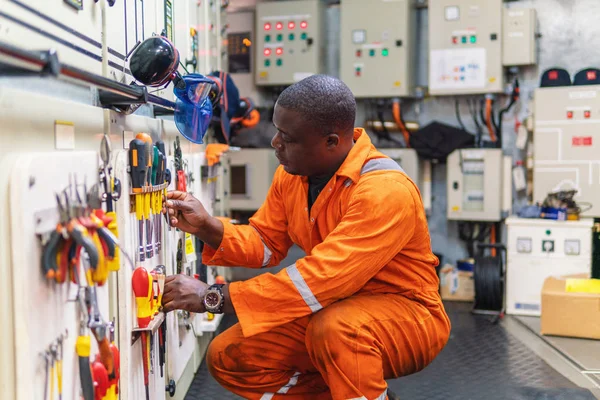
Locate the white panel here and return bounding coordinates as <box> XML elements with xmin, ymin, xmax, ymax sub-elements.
<box><xmin>228</xmin><ymin>149</ymin><xmax>279</xmax><ymax>211</ymax></box>
<box><xmin>447</xmin><ymin>148</ymin><xmax>505</xmax><ymax>221</ymax></box>
<box><xmin>9</xmin><ymin>151</ymin><xmax>108</xmax><ymax>400</ymax></box>
<box><xmin>505</xmin><ymin>217</ymin><xmax>593</xmax><ymax>316</ymax></box>
<box><xmin>340</xmin><ymin>0</ymin><xmax>415</xmax><ymax>98</ymax></box>
<box><xmin>428</xmin><ymin>0</ymin><xmax>504</xmax><ymax>95</ymax></box>
<box><xmin>502</xmin><ymin>7</ymin><xmax>537</xmax><ymax>66</ymax></box>
<box><xmin>533</xmin><ymin>86</ymin><xmax>600</xmax><ymax>217</ymax></box>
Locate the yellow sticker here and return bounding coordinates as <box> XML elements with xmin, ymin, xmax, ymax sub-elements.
<box><xmin>489</xmin><ymin>77</ymin><xmax>497</xmax><ymax>83</ymax></box>
<box><xmin>452</xmin><ymin>206</ymin><xmax>460</xmax><ymax>212</ymax></box>
<box><xmin>259</xmin><ymin>71</ymin><xmax>268</xmax><ymax>78</ymax></box>
<box><xmin>394</xmin><ymin>81</ymin><xmax>401</xmax><ymax>87</ymax></box>
<box><xmin>185</xmin><ymin>233</ymin><xmax>195</xmax><ymax>256</ymax></box>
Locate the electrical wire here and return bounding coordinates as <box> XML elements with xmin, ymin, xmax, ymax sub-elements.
<box><xmin>392</xmin><ymin>99</ymin><xmax>411</xmax><ymax>147</ymax></box>
<box><xmin>496</xmin><ymin>78</ymin><xmax>521</xmax><ymax>149</ymax></box>
<box><xmin>468</xmin><ymin>98</ymin><xmax>482</xmax><ymax>147</ymax></box>
<box><xmin>485</xmin><ymin>97</ymin><xmax>497</xmax><ymax>143</ymax></box>
<box><xmin>455</xmin><ymin>98</ymin><xmax>466</xmax><ymax>131</ymax></box>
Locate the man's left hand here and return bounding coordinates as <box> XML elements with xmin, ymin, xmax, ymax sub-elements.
<box><xmin>162</xmin><ymin>274</ymin><xmax>208</xmax><ymax>314</ymax></box>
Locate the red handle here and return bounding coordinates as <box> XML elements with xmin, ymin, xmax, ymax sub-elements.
<box><xmin>177</xmin><ymin>170</ymin><xmax>186</xmax><ymax>191</ymax></box>
<box><xmin>91</xmin><ymin>359</ymin><xmax>109</xmax><ymax>400</ymax></box>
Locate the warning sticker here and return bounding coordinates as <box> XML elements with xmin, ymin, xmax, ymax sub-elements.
<box><xmin>572</xmin><ymin>136</ymin><xmax>593</xmax><ymax>146</ymax></box>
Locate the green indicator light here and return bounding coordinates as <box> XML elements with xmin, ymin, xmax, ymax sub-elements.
<box><xmin>470</xmin><ymin>35</ymin><xmax>476</xmax><ymax>43</ymax></box>
<box><xmin>382</xmin><ymin>48</ymin><xmax>389</xmax><ymax>57</ymax></box>
<box><xmin>277</xmin><ymin>34</ymin><xmax>283</xmax><ymax>41</ymax></box>
<box><xmin>546</xmin><ymin>230</ymin><xmax>551</xmax><ymax>236</ymax></box>
<box><xmin>276</xmin><ymin>59</ymin><xmax>283</xmax><ymax>66</ymax></box>
<box><xmin>461</xmin><ymin>36</ymin><xmax>467</xmax><ymax>44</ymax></box>
<box><xmin>369</xmin><ymin>49</ymin><xmax>375</xmax><ymax>57</ymax></box>
<box><xmin>265</xmin><ymin>59</ymin><xmax>271</xmax><ymax>67</ymax></box>
<box><xmin>289</xmin><ymin>33</ymin><xmax>295</xmax><ymax>41</ymax></box>
<box><xmin>265</xmin><ymin>35</ymin><xmax>271</xmax><ymax>42</ymax></box>
<box><xmin>301</xmin><ymin>33</ymin><xmax>307</xmax><ymax>40</ymax></box>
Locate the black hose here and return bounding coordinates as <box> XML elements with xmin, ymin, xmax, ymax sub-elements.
<box><xmin>455</xmin><ymin>98</ymin><xmax>466</xmax><ymax>131</ymax></box>
<box><xmin>468</xmin><ymin>98</ymin><xmax>482</xmax><ymax>147</ymax></box>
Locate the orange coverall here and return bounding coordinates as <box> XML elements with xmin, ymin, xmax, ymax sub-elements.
<box><xmin>203</xmin><ymin>128</ymin><xmax>451</xmax><ymax>400</ymax></box>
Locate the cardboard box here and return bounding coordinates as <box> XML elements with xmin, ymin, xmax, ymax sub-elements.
<box><xmin>440</xmin><ymin>264</ymin><xmax>474</xmax><ymax>302</ymax></box>
<box><xmin>541</xmin><ymin>274</ymin><xmax>600</xmax><ymax>340</ymax></box>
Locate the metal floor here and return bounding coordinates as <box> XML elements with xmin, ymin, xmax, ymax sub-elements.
<box><xmin>185</xmin><ymin>302</ymin><xmax>597</xmax><ymax>400</ymax></box>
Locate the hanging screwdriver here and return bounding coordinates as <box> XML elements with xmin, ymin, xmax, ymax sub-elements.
<box><xmin>129</xmin><ymin>139</ymin><xmax>147</xmax><ymax>262</ymax></box>
<box><xmin>156</xmin><ymin>140</ymin><xmax>169</xmax><ymax>236</ymax></box>
<box><xmin>132</xmin><ymin>267</ymin><xmax>153</xmax><ymax>400</ymax></box>
<box><xmin>136</xmin><ymin>133</ymin><xmax>154</xmax><ymax>260</ymax></box>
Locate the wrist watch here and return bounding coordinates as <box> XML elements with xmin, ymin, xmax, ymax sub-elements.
<box><xmin>203</xmin><ymin>284</ymin><xmax>225</xmax><ymax>314</ymax></box>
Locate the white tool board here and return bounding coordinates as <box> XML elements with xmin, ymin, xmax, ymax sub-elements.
<box><xmin>9</xmin><ymin>151</ymin><xmax>108</xmax><ymax>400</ymax></box>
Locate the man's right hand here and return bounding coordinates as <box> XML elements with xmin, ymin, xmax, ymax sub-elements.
<box><xmin>164</xmin><ymin>191</ymin><xmax>225</xmax><ymax>249</ymax></box>
<box><xmin>165</xmin><ymin>191</ymin><xmax>209</xmax><ymax>234</ymax></box>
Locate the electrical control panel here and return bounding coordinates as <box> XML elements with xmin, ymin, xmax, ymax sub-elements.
<box><xmin>502</xmin><ymin>8</ymin><xmax>537</xmax><ymax>66</ymax></box>
<box><xmin>447</xmin><ymin>148</ymin><xmax>512</xmax><ymax>221</ymax></box>
<box><xmin>228</xmin><ymin>11</ymin><xmax>264</xmax><ymax>106</ymax></box>
<box><xmin>379</xmin><ymin>149</ymin><xmax>420</xmax><ymax>188</ymax></box>
<box><xmin>505</xmin><ymin>217</ymin><xmax>593</xmax><ymax>316</ymax></box>
<box><xmin>255</xmin><ymin>0</ymin><xmax>325</xmax><ymax>86</ymax></box>
<box><xmin>229</xmin><ymin>149</ymin><xmax>280</xmax><ymax>211</ymax></box>
<box><xmin>533</xmin><ymin>85</ymin><xmax>600</xmax><ymax>217</ymax></box>
<box><xmin>340</xmin><ymin>0</ymin><xmax>416</xmax><ymax>98</ymax></box>
<box><xmin>428</xmin><ymin>0</ymin><xmax>504</xmax><ymax>95</ymax></box>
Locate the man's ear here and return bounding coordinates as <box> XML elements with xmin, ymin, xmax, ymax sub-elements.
<box><xmin>326</xmin><ymin>133</ymin><xmax>340</xmax><ymax>149</ymax></box>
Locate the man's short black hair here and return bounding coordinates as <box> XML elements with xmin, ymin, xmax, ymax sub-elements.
<box><xmin>276</xmin><ymin>74</ymin><xmax>356</xmax><ymax>135</ymax></box>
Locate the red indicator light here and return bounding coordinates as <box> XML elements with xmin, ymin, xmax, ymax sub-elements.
<box><xmin>584</xmin><ymin>110</ymin><xmax>591</xmax><ymax>119</ymax></box>
<box><xmin>356</xmin><ymin>50</ymin><xmax>362</xmax><ymax>57</ymax></box>
<box><xmin>288</xmin><ymin>21</ymin><xmax>295</xmax><ymax>29</ymax></box>
<box><xmin>276</xmin><ymin>47</ymin><xmax>283</xmax><ymax>55</ymax></box>
<box><xmin>549</xmin><ymin>70</ymin><xmax>558</xmax><ymax>80</ymax></box>
<box><xmin>588</xmin><ymin>71</ymin><xmax>597</xmax><ymax>81</ymax></box>
<box><xmin>567</xmin><ymin>111</ymin><xmax>573</xmax><ymax>119</ymax></box>
<box><xmin>300</xmin><ymin>21</ymin><xmax>308</xmax><ymax>29</ymax></box>
<box><xmin>276</xmin><ymin>22</ymin><xmax>283</xmax><ymax>30</ymax></box>
<box><xmin>264</xmin><ymin>23</ymin><xmax>271</xmax><ymax>31</ymax></box>
<box><xmin>264</xmin><ymin>48</ymin><xmax>272</xmax><ymax>56</ymax></box>
<box><xmin>452</xmin><ymin>36</ymin><xmax>458</xmax><ymax>44</ymax></box>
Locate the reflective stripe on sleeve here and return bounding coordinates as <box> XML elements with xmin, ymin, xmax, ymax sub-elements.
<box><xmin>260</xmin><ymin>372</ymin><xmax>301</xmax><ymax>399</ymax></box>
<box><xmin>286</xmin><ymin>263</ymin><xmax>323</xmax><ymax>312</ymax></box>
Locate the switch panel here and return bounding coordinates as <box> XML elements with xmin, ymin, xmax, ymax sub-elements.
<box><xmin>533</xmin><ymin>85</ymin><xmax>600</xmax><ymax>217</ymax></box>
<box><xmin>502</xmin><ymin>8</ymin><xmax>537</xmax><ymax>66</ymax></box>
<box><xmin>340</xmin><ymin>0</ymin><xmax>416</xmax><ymax>98</ymax></box>
<box><xmin>255</xmin><ymin>0</ymin><xmax>325</xmax><ymax>86</ymax></box>
<box><xmin>428</xmin><ymin>0</ymin><xmax>504</xmax><ymax>95</ymax></box>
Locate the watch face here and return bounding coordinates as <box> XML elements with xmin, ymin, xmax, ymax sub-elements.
<box><xmin>205</xmin><ymin>292</ymin><xmax>221</xmax><ymax>308</ymax></box>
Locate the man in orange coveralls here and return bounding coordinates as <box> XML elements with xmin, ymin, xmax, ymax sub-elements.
<box><xmin>162</xmin><ymin>75</ymin><xmax>451</xmax><ymax>400</ymax></box>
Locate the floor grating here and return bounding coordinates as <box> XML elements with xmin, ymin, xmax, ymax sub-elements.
<box><xmin>185</xmin><ymin>302</ymin><xmax>596</xmax><ymax>400</ymax></box>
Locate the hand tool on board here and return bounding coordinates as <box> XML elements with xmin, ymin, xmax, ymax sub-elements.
<box><xmin>77</xmin><ymin>288</ymin><xmax>95</xmax><ymax>400</ymax></box>
<box><xmin>41</xmin><ymin>193</ymin><xmax>70</xmax><ymax>282</ymax></box>
<box><xmin>132</xmin><ymin>267</ymin><xmax>153</xmax><ymax>400</ymax></box>
<box><xmin>74</xmin><ymin>180</ymin><xmax>107</xmax><ymax>285</ymax></box>
<box><xmin>106</xmin><ymin>321</ymin><xmax>120</xmax><ymax>400</ymax></box>
<box><xmin>174</xmin><ymin>136</ymin><xmax>187</xmax><ymax>192</ymax></box>
<box><xmin>91</xmin><ymin>357</ymin><xmax>109</xmax><ymax>400</ymax></box>
<box><xmin>99</xmin><ymin>135</ymin><xmax>121</xmax><ymax>271</ymax></box>
<box><xmin>129</xmin><ymin>138</ymin><xmax>148</xmax><ymax>262</ymax></box>
<box><xmin>136</xmin><ymin>133</ymin><xmax>154</xmax><ymax>259</ymax></box>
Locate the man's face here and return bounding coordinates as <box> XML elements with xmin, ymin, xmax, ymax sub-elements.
<box><xmin>271</xmin><ymin>104</ymin><xmax>334</xmax><ymax>177</ymax></box>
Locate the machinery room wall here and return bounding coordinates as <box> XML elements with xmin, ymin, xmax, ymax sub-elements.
<box><xmin>229</xmin><ymin>0</ymin><xmax>600</xmax><ymax>267</ymax></box>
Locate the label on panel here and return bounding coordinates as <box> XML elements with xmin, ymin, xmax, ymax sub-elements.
<box><xmin>429</xmin><ymin>48</ymin><xmax>486</xmax><ymax>91</ymax></box>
